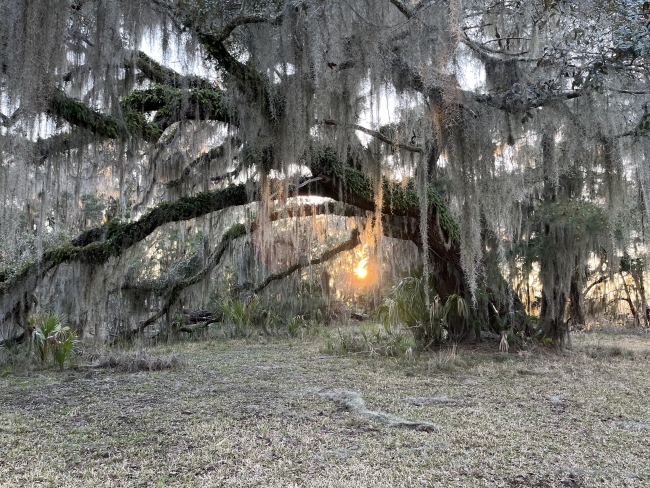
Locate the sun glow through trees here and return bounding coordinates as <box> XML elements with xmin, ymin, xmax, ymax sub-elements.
<box><xmin>354</xmin><ymin>258</ymin><xmax>369</xmax><ymax>280</ymax></box>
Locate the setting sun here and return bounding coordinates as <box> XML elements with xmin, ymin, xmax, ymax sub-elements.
<box><xmin>354</xmin><ymin>258</ymin><xmax>369</xmax><ymax>279</ymax></box>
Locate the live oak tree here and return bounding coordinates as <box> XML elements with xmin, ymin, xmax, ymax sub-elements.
<box><xmin>2</xmin><ymin>0</ymin><xmax>650</xmax><ymax>347</ymax></box>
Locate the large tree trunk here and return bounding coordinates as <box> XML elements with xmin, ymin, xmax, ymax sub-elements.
<box><xmin>567</xmin><ymin>270</ymin><xmax>586</xmax><ymax>329</ymax></box>
<box><xmin>540</xmin><ymin>287</ymin><xmax>570</xmax><ymax>348</ymax></box>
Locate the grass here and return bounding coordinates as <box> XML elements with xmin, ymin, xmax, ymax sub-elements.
<box><xmin>0</xmin><ymin>327</ymin><xmax>649</xmax><ymax>487</ymax></box>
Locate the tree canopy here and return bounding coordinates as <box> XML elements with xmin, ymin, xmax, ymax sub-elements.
<box><xmin>2</xmin><ymin>0</ymin><xmax>650</xmax><ymax>346</ymax></box>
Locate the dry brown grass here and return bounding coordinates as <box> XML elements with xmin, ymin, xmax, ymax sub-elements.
<box><xmin>0</xmin><ymin>328</ymin><xmax>649</xmax><ymax>487</ymax></box>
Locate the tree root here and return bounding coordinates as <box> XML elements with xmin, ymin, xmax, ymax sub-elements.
<box><xmin>319</xmin><ymin>389</ymin><xmax>439</xmax><ymax>432</ymax></box>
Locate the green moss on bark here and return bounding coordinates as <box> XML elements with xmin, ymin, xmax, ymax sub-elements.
<box><xmin>0</xmin><ymin>184</ymin><xmax>250</xmax><ymax>298</ymax></box>
<box><xmin>311</xmin><ymin>146</ymin><xmax>460</xmax><ymax>242</ymax></box>
<box><xmin>49</xmin><ymin>89</ymin><xmax>125</xmax><ymax>139</ymax></box>
<box><xmin>222</xmin><ymin>223</ymin><xmax>247</xmax><ymax>241</ymax></box>
<box><xmin>120</xmin><ymin>84</ymin><xmax>232</xmax><ymax>138</ymax></box>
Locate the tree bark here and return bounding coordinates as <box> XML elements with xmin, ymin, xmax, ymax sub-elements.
<box><xmin>567</xmin><ymin>270</ymin><xmax>586</xmax><ymax>328</ymax></box>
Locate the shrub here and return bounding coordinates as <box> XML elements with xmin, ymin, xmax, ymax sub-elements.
<box><xmin>220</xmin><ymin>298</ymin><xmax>259</xmax><ymax>337</ymax></box>
<box><xmin>30</xmin><ymin>312</ymin><xmax>78</xmax><ymax>369</ymax></box>
<box><xmin>0</xmin><ymin>335</ymin><xmax>31</xmax><ymax>371</ymax></box>
<box><xmin>378</xmin><ymin>272</ymin><xmax>473</xmax><ymax>348</ymax></box>
<box><xmin>379</xmin><ymin>274</ymin><xmax>443</xmax><ymax>347</ymax></box>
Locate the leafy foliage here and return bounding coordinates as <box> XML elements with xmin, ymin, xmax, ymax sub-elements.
<box><xmin>220</xmin><ymin>298</ymin><xmax>259</xmax><ymax>337</ymax></box>
<box><xmin>30</xmin><ymin>312</ymin><xmax>78</xmax><ymax>369</ymax></box>
<box><xmin>379</xmin><ymin>272</ymin><xmax>442</xmax><ymax>347</ymax></box>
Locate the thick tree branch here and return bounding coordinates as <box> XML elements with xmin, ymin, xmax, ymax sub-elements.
<box><xmin>389</xmin><ymin>0</ymin><xmax>414</xmax><ymax>19</ymax></box>
<box><xmin>388</xmin><ymin>51</ymin><xmax>583</xmax><ymax>115</ymax></box>
<box><xmin>195</xmin><ymin>33</ymin><xmax>272</xmax><ymax>114</ymax></box>
<box><xmin>214</xmin><ymin>13</ymin><xmax>284</xmax><ymax>43</ymax></box>
<box><xmin>48</xmin><ymin>89</ymin><xmax>127</xmax><ymax>139</ymax></box>
<box><xmin>135</xmin><ymin>51</ymin><xmax>214</xmax><ymax>90</ymax></box>
<box><xmin>121</xmin><ymin>85</ymin><xmax>234</xmax><ymax>135</ymax></box>
<box><xmin>47</xmin><ymin>89</ymin><xmax>162</xmax><ymax>143</ymax></box>
<box><xmin>46</xmin><ymin>81</ymin><xmax>232</xmax><ymax>150</ymax></box>
<box><xmin>0</xmin><ymin>184</ymin><xmax>249</xmax><ymax>320</ymax></box>
<box><xmin>474</xmin><ymin>89</ymin><xmax>582</xmax><ymax>114</ymax></box>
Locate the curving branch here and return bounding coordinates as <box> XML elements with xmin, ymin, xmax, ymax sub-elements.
<box><xmin>167</xmin><ymin>137</ymin><xmax>242</xmax><ymax>188</ymax></box>
<box><xmin>134</xmin><ymin>224</ymin><xmax>247</xmax><ymax>335</ymax></box>
<box><xmin>253</xmin><ymin>229</ymin><xmax>361</xmax><ymax>294</ymax></box>
<box><xmin>134</xmin><ymin>225</ymin><xmax>360</xmax><ymax>336</ymax></box>
<box><xmin>214</xmin><ymin>12</ymin><xmax>284</xmax><ymax>43</ymax></box>
<box><xmin>461</xmin><ymin>31</ymin><xmax>532</xmax><ymax>59</ymax></box>
<box><xmin>584</xmin><ymin>275</ymin><xmax>608</xmax><ymax>297</ymax></box>
<box><xmin>135</xmin><ymin>51</ymin><xmax>214</xmax><ymax>90</ymax></box>
<box><xmin>321</xmin><ymin>119</ymin><xmax>424</xmax><ymax>153</ymax></box>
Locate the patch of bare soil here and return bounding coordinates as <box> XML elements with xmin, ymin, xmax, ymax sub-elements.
<box><xmin>1</xmin><ymin>331</ymin><xmax>649</xmax><ymax>487</ymax></box>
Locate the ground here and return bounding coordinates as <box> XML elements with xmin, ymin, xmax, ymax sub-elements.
<box><xmin>1</xmin><ymin>327</ymin><xmax>649</xmax><ymax>487</ymax></box>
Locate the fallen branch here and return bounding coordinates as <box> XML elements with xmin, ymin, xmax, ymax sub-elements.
<box><xmin>182</xmin><ymin>309</ymin><xmax>220</xmax><ymax>325</ymax></box>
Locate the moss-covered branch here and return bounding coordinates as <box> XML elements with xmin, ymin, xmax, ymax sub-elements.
<box><xmin>308</xmin><ymin>146</ymin><xmax>460</xmax><ymax>242</ymax></box>
<box><xmin>135</xmin><ymin>51</ymin><xmax>214</xmax><ymax>90</ymax></box>
<box><xmin>1</xmin><ymin>184</ymin><xmax>249</xmax><ymax>316</ymax></box>
<box><xmin>47</xmin><ymin>89</ymin><xmax>159</xmax><ymax>144</ymax></box>
<box><xmin>121</xmin><ymin>84</ymin><xmax>234</xmax><ymax>136</ymax></box>
<box><xmin>197</xmin><ymin>34</ymin><xmax>275</xmax><ymax>119</ymax></box>
<box><xmin>72</xmin><ymin>184</ymin><xmax>248</xmax><ymax>249</ymax></box>
<box><xmin>46</xmin><ymin>78</ymin><xmax>232</xmax><ymax>148</ymax></box>
<box><xmin>48</xmin><ymin>89</ymin><xmax>126</xmax><ymax>139</ymax></box>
